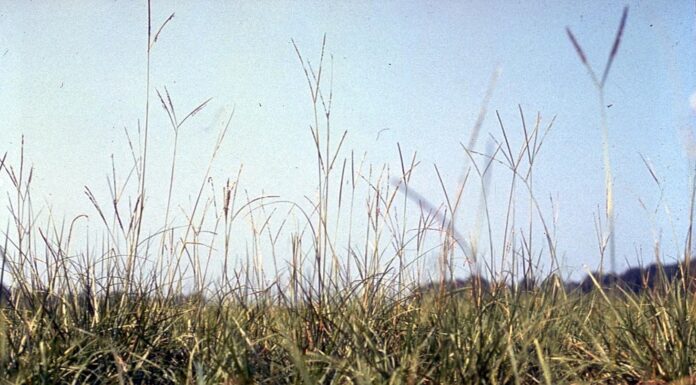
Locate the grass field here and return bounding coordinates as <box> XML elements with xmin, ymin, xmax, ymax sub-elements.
<box><xmin>1</xmin><ymin>4</ymin><xmax>695</xmax><ymax>385</ymax></box>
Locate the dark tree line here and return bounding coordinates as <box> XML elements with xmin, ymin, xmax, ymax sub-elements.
<box><xmin>417</xmin><ymin>259</ymin><xmax>696</xmax><ymax>297</ymax></box>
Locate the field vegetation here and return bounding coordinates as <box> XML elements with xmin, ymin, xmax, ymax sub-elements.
<box><xmin>1</xmin><ymin>4</ymin><xmax>695</xmax><ymax>385</ymax></box>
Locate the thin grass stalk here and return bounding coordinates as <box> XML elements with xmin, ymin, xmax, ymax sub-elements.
<box><xmin>566</xmin><ymin>6</ymin><xmax>628</xmax><ymax>273</ymax></box>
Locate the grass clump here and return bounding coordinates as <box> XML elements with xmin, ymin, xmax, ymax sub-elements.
<box><xmin>1</xmin><ymin>4</ymin><xmax>695</xmax><ymax>385</ymax></box>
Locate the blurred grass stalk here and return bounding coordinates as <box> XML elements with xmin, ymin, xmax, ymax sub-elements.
<box><xmin>566</xmin><ymin>6</ymin><xmax>628</xmax><ymax>273</ymax></box>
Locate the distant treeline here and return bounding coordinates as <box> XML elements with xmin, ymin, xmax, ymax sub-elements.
<box><xmin>417</xmin><ymin>259</ymin><xmax>696</xmax><ymax>296</ymax></box>
<box><xmin>2</xmin><ymin>259</ymin><xmax>695</xmax><ymax>306</ymax></box>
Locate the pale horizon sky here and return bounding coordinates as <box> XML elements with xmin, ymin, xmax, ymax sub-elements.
<box><xmin>0</xmin><ymin>1</ymin><xmax>694</xmax><ymax>280</ymax></box>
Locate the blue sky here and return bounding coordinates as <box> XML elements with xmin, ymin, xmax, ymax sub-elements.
<box><xmin>0</xmin><ymin>1</ymin><xmax>694</xmax><ymax>279</ymax></box>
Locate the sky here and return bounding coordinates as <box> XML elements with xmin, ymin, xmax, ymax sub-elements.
<box><xmin>0</xmin><ymin>1</ymin><xmax>694</xmax><ymax>281</ymax></box>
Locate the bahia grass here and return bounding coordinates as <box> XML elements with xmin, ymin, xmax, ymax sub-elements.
<box><xmin>2</xmin><ymin>4</ymin><xmax>696</xmax><ymax>385</ymax></box>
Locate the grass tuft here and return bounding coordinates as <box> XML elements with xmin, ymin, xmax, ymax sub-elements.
<box><xmin>0</xmin><ymin>5</ymin><xmax>693</xmax><ymax>385</ymax></box>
